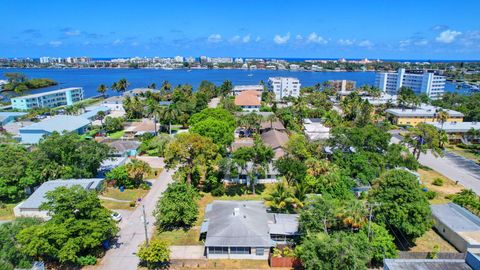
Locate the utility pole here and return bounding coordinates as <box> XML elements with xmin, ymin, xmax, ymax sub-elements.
<box><xmin>142</xmin><ymin>204</ymin><xmax>149</xmax><ymax>247</ymax></box>
<box><xmin>367</xmin><ymin>202</ymin><xmax>380</xmax><ymax>239</ymax></box>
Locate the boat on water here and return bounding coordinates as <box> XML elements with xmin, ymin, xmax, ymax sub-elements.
<box><xmin>247</xmin><ymin>73</ymin><xmax>253</xmax><ymax>77</ymax></box>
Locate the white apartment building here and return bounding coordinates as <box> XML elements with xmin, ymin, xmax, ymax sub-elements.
<box><xmin>174</xmin><ymin>56</ymin><xmax>184</xmax><ymax>62</ymax></box>
<box><xmin>267</xmin><ymin>77</ymin><xmax>301</xmax><ymax>101</ymax></box>
<box><xmin>375</xmin><ymin>68</ymin><xmax>445</xmax><ymax>99</ymax></box>
<box><xmin>11</xmin><ymin>87</ymin><xmax>84</xmax><ymax>110</ymax></box>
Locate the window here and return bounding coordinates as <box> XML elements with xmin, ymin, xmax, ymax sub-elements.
<box><xmin>256</xmin><ymin>248</ymin><xmax>264</xmax><ymax>256</ymax></box>
<box><xmin>209</xmin><ymin>247</ymin><xmax>228</xmax><ymax>254</ymax></box>
<box><xmin>230</xmin><ymin>247</ymin><xmax>250</xmax><ymax>254</ymax></box>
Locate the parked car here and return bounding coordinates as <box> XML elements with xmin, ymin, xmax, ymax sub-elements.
<box><xmin>111</xmin><ymin>212</ymin><xmax>122</xmax><ymax>222</ymax></box>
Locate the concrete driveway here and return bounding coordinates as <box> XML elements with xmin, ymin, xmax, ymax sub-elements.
<box><xmin>94</xmin><ymin>158</ymin><xmax>173</xmax><ymax>270</ymax></box>
<box><xmin>170</xmin><ymin>246</ymin><xmax>205</xmax><ymax>259</ymax></box>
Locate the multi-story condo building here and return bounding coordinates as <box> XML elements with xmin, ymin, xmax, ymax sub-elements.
<box><xmin>11</xmin><ymin>87</ymin><xmax>84</xmax><ymax>110</ymax></box>
<box><xmin>375</xmin><ymin>68</ymin><xmax>445</xmax><ymax>99</ymax></box>
<box><xmin>267</xmin><ymin>77</ymin><xmax>301</xmax><ymax>101</ymax></box>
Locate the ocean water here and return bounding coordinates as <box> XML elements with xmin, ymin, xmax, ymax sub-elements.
<box><xmin>0</xmin><ymin>68</ymin><xmax>461</xmax><ymax>99</ymax></box>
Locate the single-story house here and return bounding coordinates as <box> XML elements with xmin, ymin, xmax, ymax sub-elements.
<box><xmin>303</xmin><ymin>118</ymin><xmax>330</xmax><ymax>141</ymax></box>
<box><xmin>223</xmin><ymin>162</ymin><xmax>279</xmax><ymax>184</ymax></box>
<box><xmin>234</xmin><ymin>90</ymin><xmax>261</xmax><ymax>112</ymax></box>
<box><xmin>426</xmin><ymin>122</ymin><xmax>480</xmax><ymax>144</ymax></box>
<box><xmin>100</xmin><ymin>96</ymin><xmax>125</xmax><ymax>112</ymax></box>
<box><xmin>97</xmin><ymin>156</ymin><xmax>129</xmax><ymax>177</ymax></box>
<box><xmin>14</xmin><ymin>178</ymin><xmax>104</xmax><ymax>219</ymax></box>
<box><xmin>431</xmin><ymin>203</ymin><xmax>480</xmax><ymax>252</ymax></box>
<box><xmin>104</xmin><ymin>140</ymin><xmax>140</xmax><ymax>157</ymax></box>
<box><xmin>384</xmin><ymin>251</ymin><xmax>480</xmax><ymax>270</ymax></box>
<box><xmin>233</xmin><ymin>85</ymin><xmax>264</xmax><ymax>96</ymax></box>
<box><xmin>261</xmin><ymin>129</ymin><xmax>289</xmax><ymax>159</ymax></box>
<box><xmin>124</xmin><ymin>119</ymin><xmax>156</xmax><ymax>138</ymax></box>
<box><xmin>0</xmin><ymin>112</ymin><xmax>27</xmax><ymax>126</ymax></box>
<box><xmin>201</xmin><ymin>201</ymin><xmax>299</xmax><ymax>260</ymax></box>
<box><xmin>19</xmin><ymin>115</ymin><xmax>91</xmax><ymax>144</ymax></box>
<box><xmin>80</xmin><ymin>106</ymin><xmax>111</xmax><ymax>121</ymax></box>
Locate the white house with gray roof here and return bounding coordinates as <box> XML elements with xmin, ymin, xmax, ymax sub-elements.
<box><xmin>431</xmin><ymin>203</ymin><xmax>480</xmax><ymax>252</ymax></box>
<box><xmin>14</xmin><ymin>178</ymin><xmax>104</xmax><ymax>219</ymax></box>
<box><xmin>201</xmin><ymin>201</ymin><xmax>298</xmax><ymax>260</ymax></box>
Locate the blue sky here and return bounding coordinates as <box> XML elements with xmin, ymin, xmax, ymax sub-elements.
<box><xmin>2</xmin><ymin>0</ymin><xmax>480</xmax><ymax>60</ymax></box>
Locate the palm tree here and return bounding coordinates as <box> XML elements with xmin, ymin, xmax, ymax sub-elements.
<box><xmin>125</xmin><ymin>159</ymin><xmax>152</xmax><ymax>187</ymax></box>
<box><xmin>467</xmin><ymin>128</ymin><xmax>480</xmax><ymax>143</ymax></box>
<box><xmin>111</xmin><ymin>82</ymin><xmax>118</xmax><ymax>93</ymax></box>
<box><xmin>146</xmin><ymin>100</ymin><xmax>162</xmax><ymax>135</ymax></box>
<box><xmin>161</xmin><ymin>80</ymin><xmax>171</xmax><ymax>92</ymax></box>
<box><xmin>436</xmin><ymin>110</ymin><xmax>449</xmax><ymax>130</ymax></box>
<box><xmin>266</xmin><ymin>113</ymin><xmax>279</xmax><ymax>129</ymax></box>
<box><xmin>264</xmin><ymin>180</ymin><xmax>302</xmax><ymax>213</ymax></box>
<box><xmin>96</xmin><ymin>110</ymin><xmax>106</xmax><ymax>126</ymax></box>
<box><xmin>159</xmin><ymin>105</ymin><xmax>180</xmax><ymax>135</ymax></box>
<box><xmin>97</xmin><ymin>84</ymin><xmax>108</xmax><ymax>98</ymax></box>
<box><xmin>148</xmin><ymin>83</ymin><xmax>157</xmax><ymax>89</ymax></box>
<box><xmin>116</xmin><ymin>78</ymin><xmax>129</xmax><ymax>93</ymax></box>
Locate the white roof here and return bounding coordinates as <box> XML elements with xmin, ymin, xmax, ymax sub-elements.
<box><xmin>20</xmin><ymin>115</ymin><xmax>90</xmax><ymax>133</ymax></box>
<box><xmin>386</xmin><ymin>105</ymin><xmax>464</xmax><ymax>118</ymax></box>
<box><xmin>12</xmin><ymin>87</ymin><xmax>82</xmax><ymax>99</ymax></box>
<box><xmin>426</xmin><ymin>122</ymin><xmax>480</xmax><ymax>133</ymax></box>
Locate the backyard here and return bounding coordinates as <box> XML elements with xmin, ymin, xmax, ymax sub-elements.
<box><xmin>418</xmin><ymin>167</ymin><xmax>465</xmax><ymax>204</ymax></box>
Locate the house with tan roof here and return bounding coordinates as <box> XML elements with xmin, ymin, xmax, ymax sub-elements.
<box><xmin>235</xmin><ymin>90</ymin><xmax>261</xmax><ymax>112</ymax></box>
<box><xmin>261</xmin><ymin>129</ymin><xmax>289</xmax><ymax>159</ymax></box>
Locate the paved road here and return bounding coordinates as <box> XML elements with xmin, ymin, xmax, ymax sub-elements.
<box><xmin>95</xmin><ymin>159</ymin><xmax>173</xmax><ymax>270</ymax></box>
<box><xmin>390</xmin><ymin>133</ymin><xmax>480</xmax><ymax>194</ymax></box>
<box><xmin>418</xmin><ymin>151</ymin><xmax>480</xmax><ymax>194</ymax></box>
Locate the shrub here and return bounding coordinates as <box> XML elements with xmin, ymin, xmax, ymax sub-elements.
<box><xmin>432</xmin><ymin>178</ymin><xmax>444</xmax><ymax>186</ymax></box>
<box><xmin>137</xmin><ymin>239</ymin><xmax>170</xmax><ymax>268</ymax></box>
<box><xmin>130</xmin><ymin>200</ymin><xmax>137</xmax><ymax>207</ymax></box>
<box><xmin>211</xmin><ymin>184</ymin><xmax>225</xmax><ymax>197</ymax></box>
<box><xmin>77</xmin><ymin>255</ymin><xmax>97</xmax><ymax>266</ymax></box>
<box><xmin>425</xmin><ymin>190</ymin><xmax>437</xmax><ymax>200</ymax></box>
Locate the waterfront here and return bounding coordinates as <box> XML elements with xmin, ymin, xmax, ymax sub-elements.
<box><xmin>0</xmin><ymin>68</ymin><xmax>461</xmax><ymax>99</ymax></box>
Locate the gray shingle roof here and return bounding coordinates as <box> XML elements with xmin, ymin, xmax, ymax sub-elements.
<box><xmin>267</xmin><ymin>213</ymin><xmax>299</xmax><ymax>235</ymax></box>
<box><xmin>20</xmin><ymin>179</ymin><xmax>104</xmax><ymax>209</ymax></box>
<box><xmin>204</xmin><ymin>201</ymin><xmax>273</xmax><ymax>247</ymax></box>
<box><xmin>20</xmin><ymin>115</ymin><xmax>90</xmax><ymax>133</ymax></box>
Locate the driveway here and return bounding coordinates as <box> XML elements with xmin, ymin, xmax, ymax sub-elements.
<box><xmin>170</xmin><ymin>246</ymin><xmax>205</xmax><ymax>259</ymax></box>
<box><xmin>94</xmin><ymin>158</ymin><xmax>173</xmax><ymax>270</ymax></box>
<box><xmin>208</xmin><ymin>97</ymin><xmax>220</xmax><ymax>108</ymax></box>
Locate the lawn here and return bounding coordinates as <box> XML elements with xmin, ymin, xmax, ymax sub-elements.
<box><xmin>418</xmin><ymin>168</ymin><xmax>464</xmax><ymax>204</ymax></box>
<box><xmin>102</xmin><ymin>187</ymin><xmax>149</xmax><ymax>201</ymax></box>
<box><xmin>100</xmin><ymin>199</ymin><xmax>133</xmax><ymax>210</ymax></box>
<box><xmin>157</xmin><ymin>185</ymin><xmax>272</xmax><ymax>245</ymax></box>
<box><xmin>411</xmin><ymin>229</ymin><xmax>458</xmax><ymax>252</ymax></box>
<box><xmin>107</xmin><ymin>130</ymin><xmax>125</xmax><ymax>139</ymax></box>
<box><xmin>0</xmin><ymin>203</ymin><xmax>16</xmax><ymax>220</ymax></box>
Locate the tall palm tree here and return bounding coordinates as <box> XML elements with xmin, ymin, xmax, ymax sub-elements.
<box><xmin>125</xmin><ymin>159</ymin><xmax>152</xmax><ymax>187</ymax></box>
<box><xmin>161</xmin><ymin>80</ymin><xmax>171</xmax><ymax>92</ymax></box>
<box><xmin>159</xmin><ymin>105</ymin><xmax>180</xmax><ymax>135</ymax></box>
<box><xmin>266</xmin><ymin>113</ymin><xmax>279</xmax><ymax>129</ymax></box>
<box><xmin>436</xmin><ymin>110</ymin><xmax>449</xmax><ymax>130</ymax></box>
<box><xmin>96</xmin><ymin>110</ymin><xmax>106</xmax><ymax>126</ymax></box>
<box><xmin>148</xmin><ymin>83</ymin><xmax>157</xmax><ymax>89</ymax></box>
<box><xmin>97</xmin><ymin>84</ymin><xmax>108</xmax><ymax>98</ymax></box>
<box><xmin>111</xmin><ymin>82</ymin><xmax>118</xmax><ymax>93</ymax></box>
<box><xmin>116</xmin><ymin>78</ymin><xmax>129</xmax><ymax>93</ymax></box>
<box><xmin>146</xmin><ymin>100</ymin><xmax>162</xmax><ymax>135</ymax></box>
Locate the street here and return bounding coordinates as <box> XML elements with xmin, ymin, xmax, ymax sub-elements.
<box><xmin>94</xmin><ymin>158</ymin><xmax>173</xmax><ymax>270</ymax></box>
<box><xmin>391</xmin><ymin>133</ymin><xmax>480</xmax><ymax>194</ymax></box>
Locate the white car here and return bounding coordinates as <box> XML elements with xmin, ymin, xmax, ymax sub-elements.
<box><xmin>111</xmin><ymin>212</ymin><xmax>122</xmax><ymax>222</ymax></box>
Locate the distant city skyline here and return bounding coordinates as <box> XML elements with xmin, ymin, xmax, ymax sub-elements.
<box><xmin>2</xmin><ymin>0</ymin><xmax>480</xmax><ymax>60</ymax></box>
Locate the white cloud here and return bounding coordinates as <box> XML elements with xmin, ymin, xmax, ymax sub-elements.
<box><xmin>242</xmin><ymin>35</ymin><xmax>251</xmax><ymax>43</ymax></box>
<box><xmin>295</xmin><ymin>35</ymin><xmax>303</xmax><ymax>42</ymax></box>
<box><xmin>358</xmin><ymin>40</ymin><xmax>373</xmax><ymax>48</ymax></box>
<box><xmin>255</xmin><ymin>36</ymin><xmax>261</xmax><ymax>42</ymax></box>
<box><xmin>414</xmin><ymin>39</ymin><xmax>428</xmax><ymax>46</ymax></box>
<box><xmin>436</xmin><ymin>30</ymin><xmax>461</xmax><ymax>43</ymax></box>
<box><xmin>306</xmin><ymin>32</ymin><xmax>327</xmax><ymax>44</ymax></box>
<box><xmin>48</xmin><ymin>40</ymin><xmax>62</xmax><ymax>47</ymax></box>
<box><xmin>207</xmin><ymin>34</ymin><xmax>222</xmax><ymax>43</ymax></box>
<box><xmin>273</xmin><ymin>32</ymin><xmax>290</xmax><ymax>44</ymax></box>
<box><xmin>65</xmin><ymin>30</ymin><xmax>81</xmax><ymax>36</ymax></box>
<box><xmin>112</xmin><ymin>39</ymin><xmax>123</xmax><ymax>45</ymax></box>
<box><xmin>230</xmin><ymin>35</ymin><xmax>241</xmax><ymax>43</ymax></box>
<box><xmin>399</xmin><ymin>39</ymin><xmax>411</xmax><ymax>48</ymax></box>
<box><xmin>338</xmin><ymin>39</ymin><xmax>354</xmax><ymax>46</ymax></box>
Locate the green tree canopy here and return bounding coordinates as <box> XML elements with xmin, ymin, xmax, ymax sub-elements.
<box><xmin>190</xmin><ymin>118</ymin><xmax>235</xmax><ymax>149</ymax></box>
<box><xmin>296</xmin><ymin>232</ymin><xmax>371</xmax><ymax>270</ymax></box>
<box><xmin>137</xmin><ymin>239</ymin><xmax>170</xmax><ymax>268</ymax></box>
<box><xmin>154</xmin><ymin>182</ymin><xmax>199</xmax><ymax>231</ymax></box>
<box><xmin>369</xmin><ymin>169</ymin><xmax>432</xmax><ymax>240</ymax></box>
<box><xmin>17</xmin><ymin>185</ymin><xmax>117</xmax><ymax>265</ymax></box>
<box><xmin>360</xmin><ymin>222</ymin><xmax>398</xmax><ymax>265</ymax></box>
